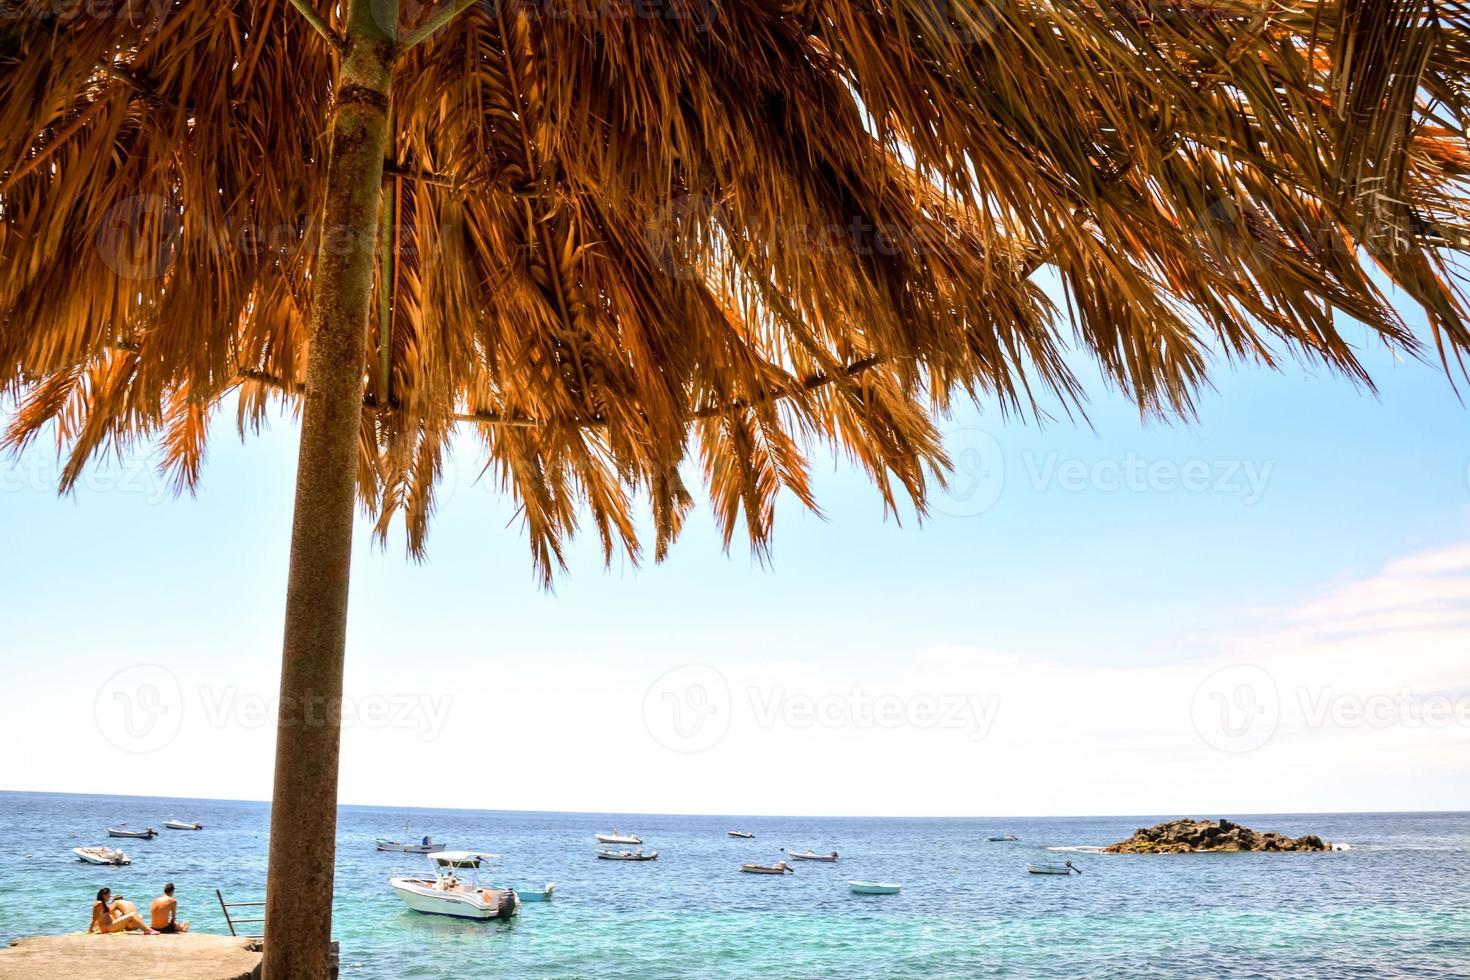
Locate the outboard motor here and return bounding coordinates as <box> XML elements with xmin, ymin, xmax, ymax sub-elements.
<box><xmin>496</xmin><ymin>889</ymin><xmax>518</xmax><ymax>919</ymax></box>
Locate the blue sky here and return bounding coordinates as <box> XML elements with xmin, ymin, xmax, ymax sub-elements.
<box><xmin>3</xmin><ymin>281</ymin><xmax>1469</xmax><ymax>816</ymax></box>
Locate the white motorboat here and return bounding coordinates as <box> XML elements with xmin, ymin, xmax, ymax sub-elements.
<box><xmin>740</xmin><ymin>861</ymin><xmax>793</xmax><ymax>874</ymax></box>
<box><xmin>165</xmin><ymin>820</ymin><xmax>203</xmax><ymax>831</ymax></box>
<box><xmin>107</xmin><ymin>825</ymin><xmax>157</xmax><ymax>839</ymax></box>
<box><xmin>596</xmin><ymin>849</ymin><xmax>657</xmax><ymax>861</ymax></box>
<box><xmin>786</xmin><ymin>849</ymin><xmax>839</xmax><ymax>862</ymax></box>
<box><xmin>389</xmin><ymin>851</ymin><xmax>520</xmax><ymax>920</ymax></box>
<box><xmin>849</xmin><ymin>881</ymin><xmax>901</xmax><ymax>895</ymax></box>
<box><xmin>377</xmin><ymin>821</ymin><xmax>444</xmax><ymax>853</ymax></box>
<box><xmin>74</xmin><ymin>846</ymin><xmax>131</xmax><ymax>866</ymax></box>
<box><xmin>594</xmin><ymin>830</ymin><xmax>641</xmax><ymax>845</ymax></box>
<box><xmin>728</xmin><ymin>831</ymin><xmax>755</xmax><ymax>839</ymax></box>
<box><xmin>1027</xmin><ymin>862</ymin><xmax>1082</xmax><ymax>875</ymax></box>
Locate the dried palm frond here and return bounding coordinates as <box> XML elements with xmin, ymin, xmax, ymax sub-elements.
<box><xmin>3</xmin><ymin>0</ymin><xmax>1468</xmax><ymax>581</ymax></box>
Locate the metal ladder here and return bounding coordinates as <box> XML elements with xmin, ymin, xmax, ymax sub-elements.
<box><xmin>213</xmin><ymin>892</ymin><xmax>340</xmax><ymax>976</ymax></box>
<box><xmin>215</xmin><ymin>889</ymin><xmax>265</xmax><ymax>938</ymax></box>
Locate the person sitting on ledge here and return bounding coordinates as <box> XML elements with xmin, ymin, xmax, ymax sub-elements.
<box><xmin>88</xmin><ymin>888</ymin><xmax>158</xmax><ymax>934</ymax></box>
<box><xmin>150</xmin><ymin>882</ymin><xmax>190</xmax><ymax>933</ymax></box>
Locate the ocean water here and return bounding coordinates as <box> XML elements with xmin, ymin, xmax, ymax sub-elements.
<box><xmin>1</xmin><ymin>792</ymin><xmax>1467</xmax><ymax>978</ymax></box>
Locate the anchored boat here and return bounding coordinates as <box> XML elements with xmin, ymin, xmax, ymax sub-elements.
<box><xmin>74</xmin><ymin>846</ymin><xmax>131</xmax><ymax>866</ymax></box>
<box><xmin>165</xmin><ymin>820</ymin><xmax>203</xmax><ymax>830</ymax></box>
<box><xmin>727</xmin><ymin>831</ymin><xmax>755</xmax><ymax>839</ymax></box>
<box><xmin>377</xmin><ymin>821</ymin><xmax>444</xmax><ymax>853</ymax></box>
<box><xmin>594</xmin><ymin>830</ymin><xmax>642</xmax><ymax>845</ymax></box>
<box><xmin>377</xmin><ymin>836</ymin><xmax>444</xmax><ymax>853</ymax></box>
<box><xmin>987</xmin><ymin>833</ymin><xmax>1019</xmax><ymax>842</ymax></box>
<box><xmin>740</xmin><ymin>861</ymin><xmax>793</xmax><ymax>874</ymax></box>
<box><xmin>786</xmin><ymin>849</ymin><xmax>839</xmax><ymax>862</ymax></box>
<box><xmin>597</xmin><ymin>849</ymin><xmax>657</xmax><ymax>861</ymax></box>
<box><xmin>849</xmin><ymin>881</ymin><xmax>901</xmax><ymax>895</ymax></box>
<box><xmin>499</xmin><ymin>883</ymin><xmax>555</xmax><ymax>902</ymax></box>
<box><xmin>106</xmin><ymin>825</ymin><xmax>157</xmax><ymax>839</ymax></box>
<box><xmin>389</xmin><ymin>851</ymin><xmax>520</xmax><ymax>920</ymax></box>
<box><xmin>1027</xmin><ymin>862</ymin><xmax>1081</xmax><ymax>875</ymax></box>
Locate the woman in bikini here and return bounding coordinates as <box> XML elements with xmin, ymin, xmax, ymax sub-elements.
<box><xmin>88</xmin><ymin>888</ymin><xmax>159</xmax><ymax>934</ymax></box>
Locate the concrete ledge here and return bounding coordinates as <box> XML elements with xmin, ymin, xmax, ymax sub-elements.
<box><xmin>0</xmin><ymin>932</ymin><xmax>262</xmax><ymax>980</ymax></box>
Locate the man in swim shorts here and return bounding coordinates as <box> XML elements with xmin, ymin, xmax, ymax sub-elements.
<box><xmin>150</xmin><ymin>882</ymin><xmax>190</xmax><ymax>933</ymax></box>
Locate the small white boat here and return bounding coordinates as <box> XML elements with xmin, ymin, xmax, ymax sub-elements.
<box><xmin>594</xmin><ymin>830</ymin><xmax>641</xmax><ymax>845</ymax></box>
<box><xmin>499</xmin><ymin>883</ymin><xmax>555</xmax><ymax>902</ymax></box>
<box><xmin>727</xmin><ymin>831</ymin><xmax>755</xmax><ymax>839</ymax></box>
<box><xmin>389</xmin><ymin>851</ymin><xmax>520</xmax><ymax>920</ymax></box>
<box><xmin>1027</xmin><ymin>862</ymin><xmax>1081</xmax><ymax>875</ymax></box>
<box><xmin>74</xmin><ymin>846</ymin><xmax>131</xmax><ymax>866</ymax></box>
<box><xmin>377</xmin><ymin>836</ymin><xmax>444</xmax><ymax>853</ymax></box>
<box><xmin>377</xmin><ymin>821</ymin><xmax>444</xmax><ymax>853</ymax></box>
<box><xmin>987</xmin><ymin>833</ymin><xmax>1019</xmax><ymax>842</ymax></box>
<box><xmin>849</xmin><ymin>880</ymin><xmax>901</xmax><ymax>895</ymax></box>
<box><xmin>165</xmin><ymin>820</ymin><xmax>203</xmax><ymax>831</ymax></box>
<box><xmin>106</xmin><ymin>825</ymin><xmax>157</xmax><ymax>839</ymax></box>
<box><xmin>596</xmin><ymin>849</ymin><xmax>657</xmax><ymax>861</ymax></box>
<box><xmin>740</xmin><ymin>861</ymin><xmax>793</xmax><ymax>874</ymax></box>
<box><xmin>786</xmin><ymin>849</ymin><xmax>839</xmax><ymax>862</ymax></box>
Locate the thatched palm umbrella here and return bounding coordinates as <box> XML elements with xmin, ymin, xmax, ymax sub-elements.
<box><xmin>3</xmin><ymin>1</ymin><xmax>1468</xmax><ymax>974</ymax></box>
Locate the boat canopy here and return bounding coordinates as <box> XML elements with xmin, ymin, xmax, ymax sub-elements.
<box><xmin>428</xmin><ymin>851</ymin><xmax>500</xmax><ymax>868</ymax></box>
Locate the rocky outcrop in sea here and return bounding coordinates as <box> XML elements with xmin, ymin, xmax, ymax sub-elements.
<box><xmin>1104</xmin><ymin>818</ymin><xmax>1330</xmax><ymax>853</ymax></box>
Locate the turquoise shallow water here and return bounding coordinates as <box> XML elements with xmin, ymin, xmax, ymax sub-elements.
<box><xmin>1</xmin><ymin>792</ymin><xmax>1467</xmax><ymax>978</ymax></box>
